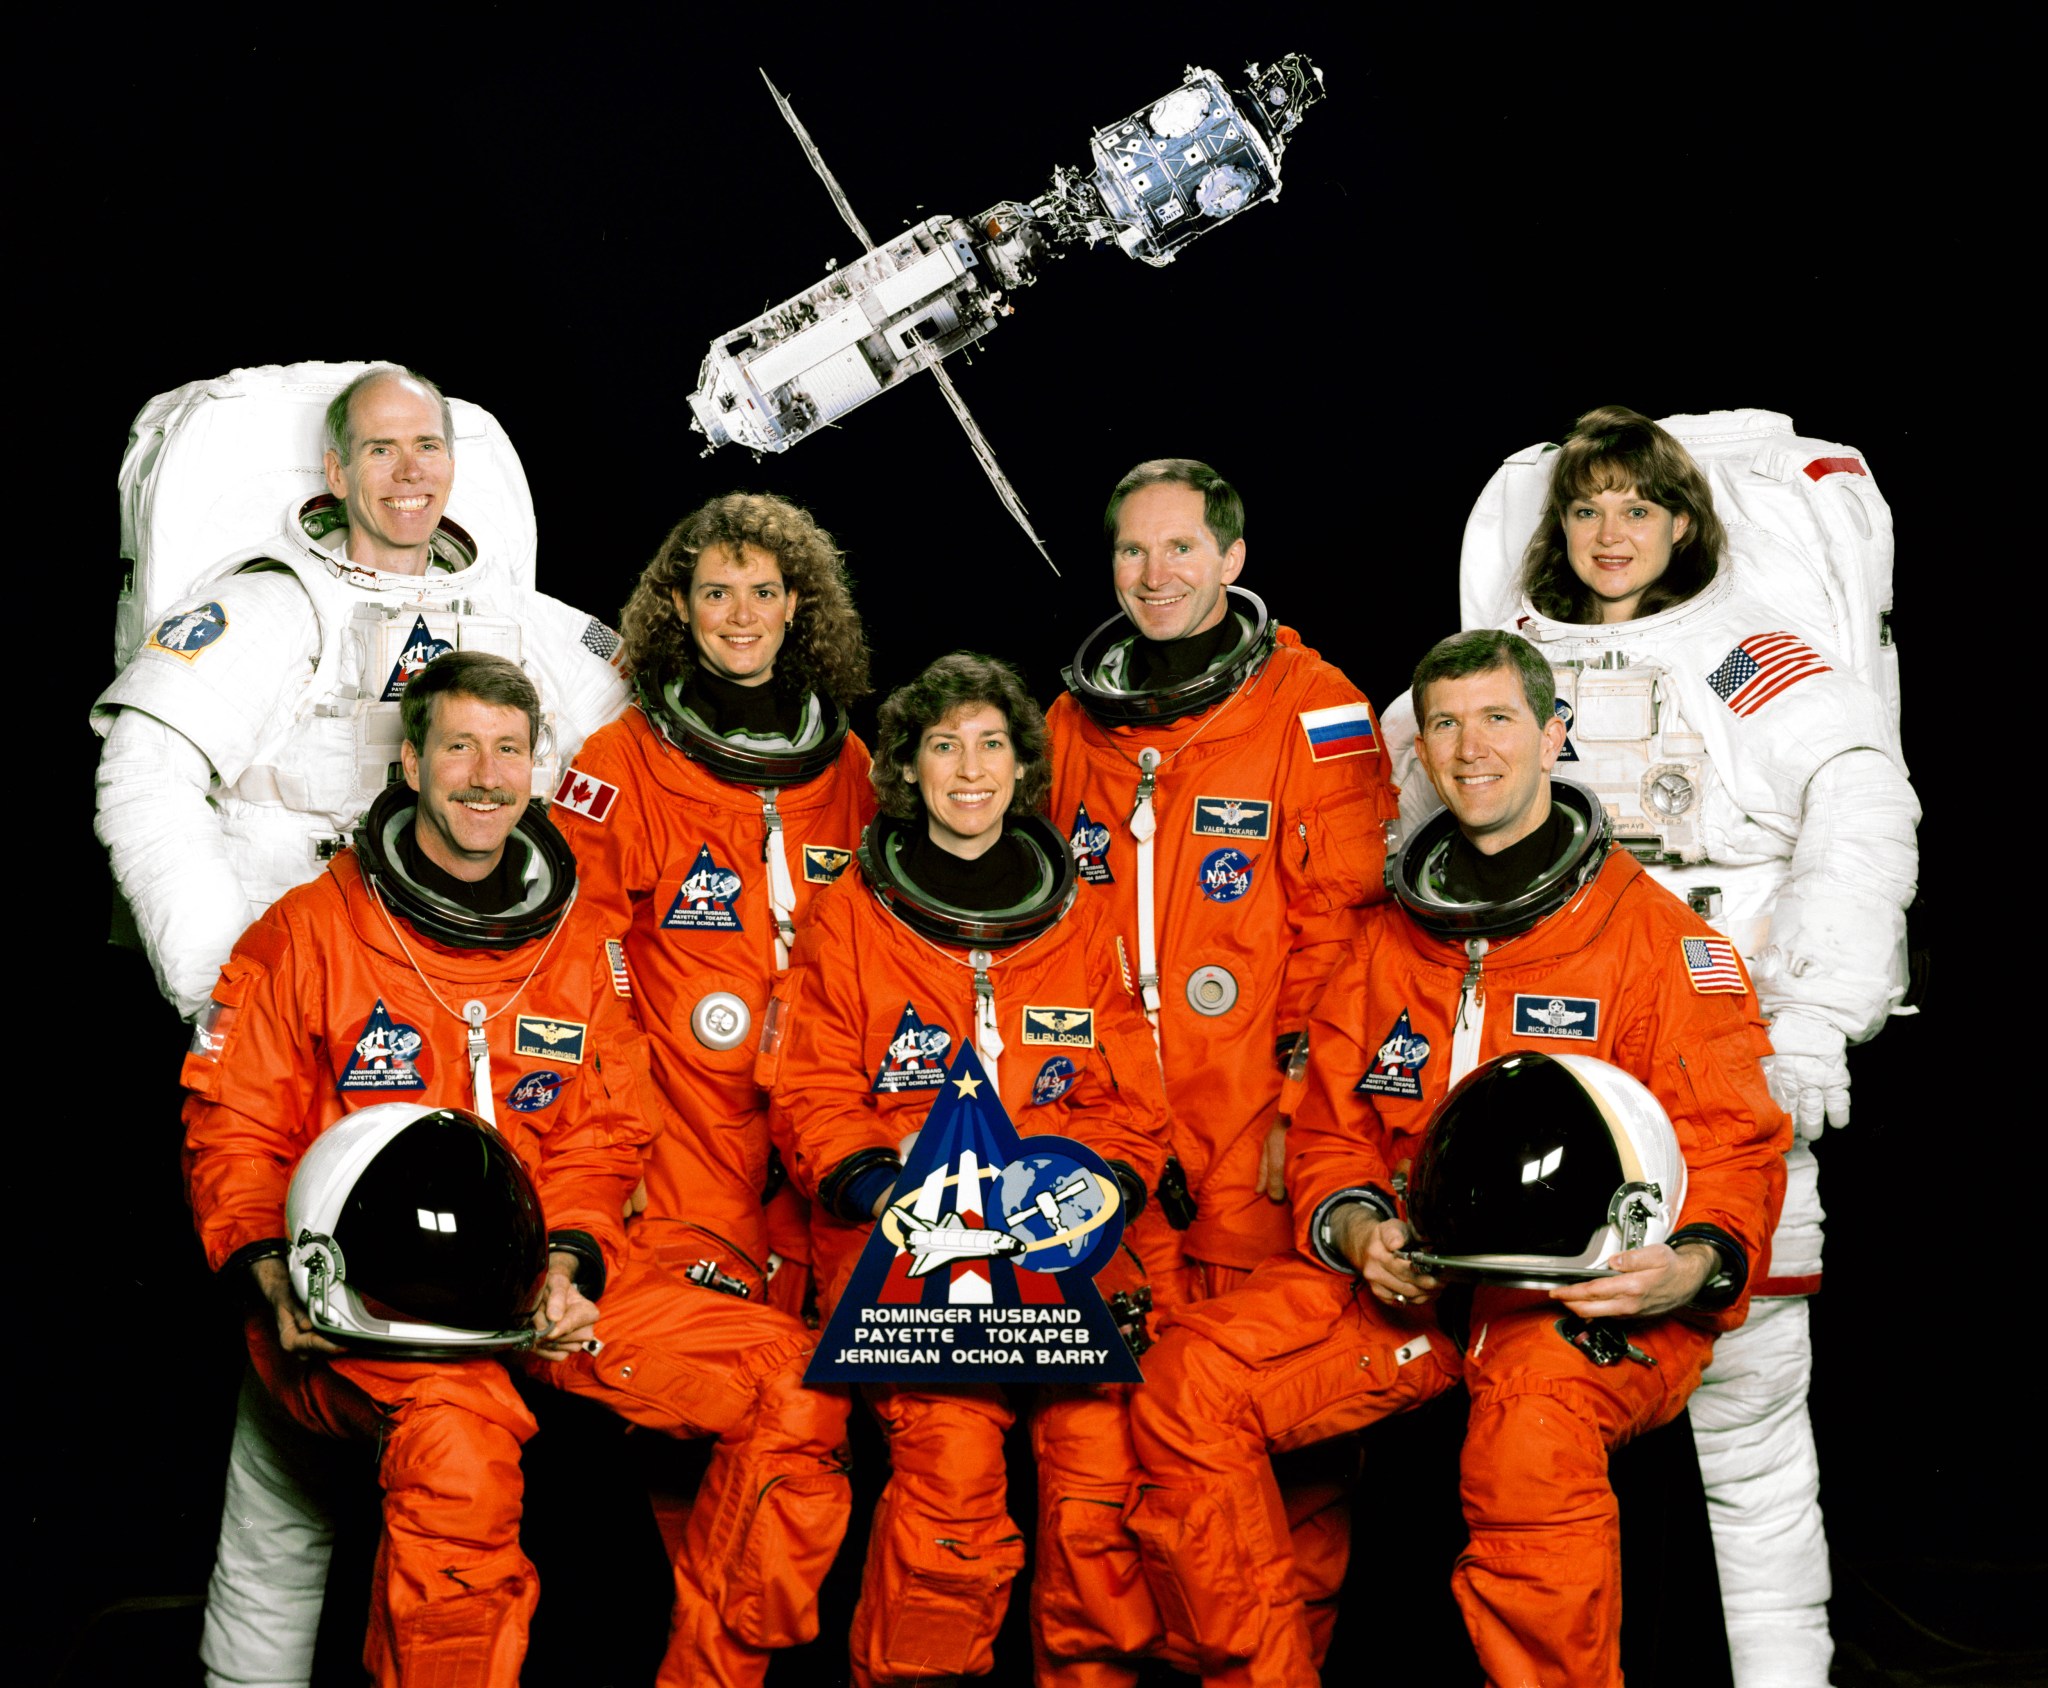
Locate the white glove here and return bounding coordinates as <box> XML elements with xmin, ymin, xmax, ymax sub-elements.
<box><xmin>1763</xmin><ymin>1009</ymin><xmax>1851</xmax><ymax>1142</ymax></box>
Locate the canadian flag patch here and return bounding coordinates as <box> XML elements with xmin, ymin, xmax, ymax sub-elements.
<box><xmin>554</xmin><ymin>767</ymin><xmax>620</xmax><ymax>823</ymax></box>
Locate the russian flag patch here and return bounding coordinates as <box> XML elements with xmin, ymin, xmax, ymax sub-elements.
<box><xmin>1299</xmin><ymin>702</ymin><xmax>1378</xmax><ymax>762</ymax></box>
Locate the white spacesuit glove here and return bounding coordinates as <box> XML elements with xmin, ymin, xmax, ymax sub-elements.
<box><xmin>1763</xmin><ymin>1009</ymin><xmax>1851</xmax><ymax>1142</ymax></box>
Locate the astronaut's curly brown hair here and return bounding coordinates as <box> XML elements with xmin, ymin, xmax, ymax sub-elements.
<box><xmin>619</xmin><ymin>492</ymin><xmax>871</xmax><ymax>708</ymax></box>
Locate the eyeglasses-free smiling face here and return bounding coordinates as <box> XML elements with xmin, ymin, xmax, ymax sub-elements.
<box><xmin>401</xmin><ymin>694</ymin><xmax>534</xmax><ymax>880</ymax></box>
<box><xmin>1415</xmin><ymin>667</ymin><xmax>1567</xmax><ymax>854</ymax></box>
<box><xmin>1112</xmin><ymin>480</ymin><xmax>1244</xmax><ymax>643</ymax></box>
<box><xmin>1561</xmin><ymin>485</ymin><xmax>1691</xmax><ymax>624</ymax></box>
<box><xmin>323</xmin><ymin>374</ymin><xmax>453</xmax><ymax>576</ymax></box>
<box><xmin>908</xmin><ymin>703</ymin><xmax>1017</xmax><ymax>861</ymax></box>
<box><xmin>672</xmin><ymin>542</ymin><xmax>797</xmax><ymax>687</ymax></box>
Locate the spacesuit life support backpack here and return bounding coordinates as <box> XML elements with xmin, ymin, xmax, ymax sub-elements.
<box><xmin>1458</xmin><ymin>408</ymin><xmax>1900</xmax><ymax>727</ymax></box>
<box><xmin>114</xmin><ymin>359</ymin><xmax>539</xmax><ymax>667</ymax></box>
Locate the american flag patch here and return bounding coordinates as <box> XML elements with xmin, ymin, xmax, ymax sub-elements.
<box><xmin>581</xmin><ymin>618</ymin><xmax>624</xmax><ymax>664</ymax></box>
<box><xmin>1681</xmin><ymin>936</ymin><xmax>1747</xmax><ymax>995</ymax></box>
<box><xmin>553</xmin><ymin>767</ymin><xmax>620</xmax><ymax>822</ymax></box>
<box><xmin>605</xmin><ymin>939</ymin><xmax>632</xmax><ymax>998</ymax></box>
<box><xmin>1299</xmin><ymin>702</ymin><xmax>1379</xmax><ymax>762</ymax></box>
<box><xmin>1706</xmin><ymin>633</ymin><xmax>1831</xmax><ymax>717</ymax></box>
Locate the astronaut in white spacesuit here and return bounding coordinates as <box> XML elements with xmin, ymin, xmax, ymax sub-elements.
<box><xmin>92</xmin><ymin>364</ymin><xmax>630</xmax><ymax>1688</ymax></box>
<box><xmin>1382</xmin><ymin>406</ymin><xmax>1918</xmax><ymax>1686</ymax></box>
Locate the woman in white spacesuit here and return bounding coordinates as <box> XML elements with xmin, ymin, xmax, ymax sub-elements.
<box><xmin>1399</xmin><ymin>405</ymin><xmax>1919</xmax><ymax>1687</ymax></box>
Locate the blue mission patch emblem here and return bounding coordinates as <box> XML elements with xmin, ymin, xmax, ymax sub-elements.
<box><xmin>1554</xmin><ymin>698</ymin><xmax>1580</xmax><ymax>762</ymax></box>
<box><xmin>1191</xmin><ymin>795</ymin><xmax>1271</xmax><ymax>840</ymax></box>
<box><xmin>809</xmin><ymin>1043</ymin><xmax>1141</xmax><ymax>1385</ymax></box>
<box><xmin>1198</xmin><ymin>847</ymin><xmax>1255</xmax><ymax>903</ymax></box>
<box><xmin>338</xmin><ymin>999</ymin><xmax>427</xmax><ymax>1091</ymax></box>
<box><xmin>873</xmin><ymin>1002</ymin><xmax>953</xmax><ymax>1093</ymax></box>
<box><xmin>380</xmin><ymin>615</ymin><xmax>456</xmax><ymax>702</ymax></box>
<box><xmin>1513</xmin><ymin>994</ymin><xmax>1601</xmax><ymax>1041</ymax></box>
<box><xmin>1068</xmin><ymin>804</ymin><xmax>1113</xmax><ymax>884</ymax></box>
<box><xmin>663</xmin><ymin>844</ymin><xmax>745</xmax><ymax>931</ymax></box>
<box><xmin>1356</xmin><ymin>1008</ymin><xmax>1431</xmax><ymax>1098</ymax></box>
<box><xmin>149</xmin><ymin>601</ymin><xmax>229</xmax><ymax>661</ymax></box>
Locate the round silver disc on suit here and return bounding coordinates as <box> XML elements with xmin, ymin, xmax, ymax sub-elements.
<box><xmin>692</xmin><ymin>991</ymin><xmax>752</xmax><ymax>1050</ymax></box>
<box><xmin>1186</xmin><ymin>965</ymin><xmax>1239</xmax><ymax>1016</ymax></box>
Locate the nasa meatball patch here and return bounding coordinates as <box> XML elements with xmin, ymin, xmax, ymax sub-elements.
<box><xmin>873</xmin><ymin>1002</ymin><xmax>953</xmax><ymax>1093</ymax></box>
<box><xmin>1191</xmin><ymin>795</ymin><xmax>1272</xmax><ymax>840</ymax></box>
<box><xmin>1512</xmin><ymin>994</ymin><xmax>1600</xmax><ymax>1041</ymax></box>
<box><xmin>1198</xmin><ymin>847</ymin><xmax>1255</xmax><ymax>903</ymax></box>
<box><xmin>1030</xmin><ymin>1056</ymin><xmax>1079</xmax><ymax>1106</ymax></box>
<box><xmin>508</xmin><ymin>1070</ymin><xmax>564</xmax><ymax>1112</ymax></box>
<box><xmin>148</xmin><ymin>601</ymin><xmax>229</xmax><ymax>661</ymax></box>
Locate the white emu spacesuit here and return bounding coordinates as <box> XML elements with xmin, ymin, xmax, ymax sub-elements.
<box><xmin>91</xmin><ymin>362</ymin><xmax>629</xmax><ymax>1688</ymax></box>
<box><xmin>1382</xmin><ymin>409</ymin><xmax>1919</xmax><ymax>1687</ymax></box>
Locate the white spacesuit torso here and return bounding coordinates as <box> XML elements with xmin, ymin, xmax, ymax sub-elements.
<box><xmin>92</xmin><ymin>493</ymin><xmax>628</xmax><ymax>1016</ymax></box>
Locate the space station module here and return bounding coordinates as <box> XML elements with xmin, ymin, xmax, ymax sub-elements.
<box><xmin>92</xmin><ymin>361</ymin><xmax>629</xmax><ymax>1018</ymax></box>
<box><xmin>688</xmin><ymin>56</ymin><xmax>1325</xmax><ymax>455</ymax></box>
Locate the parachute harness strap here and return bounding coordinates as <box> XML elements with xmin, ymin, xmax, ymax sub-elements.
<box><xmin>889</xmin><ymin>910</ymin><xmax>1069</xmax><ymax>1097</ymax></box>
<box><xmin>371</xmin><ymin>879</ymin><xmax>574</xmax><ymax>1126</ymax></box>
<box><xmin>758</xmin><ymin>788</ymin><xmax>799</xmax><ymax>972</ymax></box>
<box><xmin>1448</xmin><ymin>937</ymin><xmax>1489</xmax><ymax>1087</ymax></box>
<box><xmin>1111</xmin><ymin>660</ymin><xmax>1268</xmax><ymax>1059</ymax></box>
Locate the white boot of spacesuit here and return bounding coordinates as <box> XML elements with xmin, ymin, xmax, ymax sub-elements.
<box><xmin>1689</xmin><ymin>1147</ymin><xmax>1832</xmax><ymax>1688</ymax></box>
<box><xmin>199</xmin><ymin>1368</ymin><xmax>347</xmax><ymax>1688</ymax></box>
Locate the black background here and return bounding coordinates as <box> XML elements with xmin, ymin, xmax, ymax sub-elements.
<box><xmin>33</xmin><ymin>9</ymin><xmax>2025</xmax><ymax>1684</ymax></box>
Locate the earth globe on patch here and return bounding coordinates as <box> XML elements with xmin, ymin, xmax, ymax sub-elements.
<box><xmin>995</xmin><ymin>1151</ymin><xmax>1119</xmax><ymax>1275</ymax></box>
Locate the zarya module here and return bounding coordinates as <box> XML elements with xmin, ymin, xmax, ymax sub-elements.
<box><xmin>687</xmin><ymin>55</ymin><xmax>1323</xmax><ymax>469</ymax></box>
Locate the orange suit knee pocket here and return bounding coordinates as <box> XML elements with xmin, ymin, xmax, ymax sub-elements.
<box><xmin>1035</xmin><ymin>1489</ymin><xmax>1162</xmax><ymax>1659</ymax></box>
<box><xmin>689</xmin><ymin>1368</ymin><xmax>853</xmax><ymax>1649</ymax></box>
<box><xmin>1123</xmin><ymin>1481</ymin><xmax>1264</xmax><ymax>1668</ymax></box>
<box><xmin>870</xmin><ymin>1523</ymin><xmax>1026</xmax><ymax>1679</ymax></box>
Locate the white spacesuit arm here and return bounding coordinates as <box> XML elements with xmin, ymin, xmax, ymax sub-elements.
<box><xmin>95</xmin><ymin>709</ymin><xmax>258</xmax><ymax>1021</ymax></box>
<box><xmin>1375</xmin><ymin>687</ymin><xmax>1444</xmax><ymax>837</ymax></box>
<box><xmin>1754</xmin><ymin>746</ymin><xmax>1920</xmax><ymax>1137</ymax></box>
<box><xmin>520</xmin><ymin>591</ymin><xmax>630</xmax><ymax>765</ymax></box>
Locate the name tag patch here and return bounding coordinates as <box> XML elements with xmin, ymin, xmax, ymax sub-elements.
<box><xmin>1513</xmin><ymin>994</ymin><xmax>1600</xmax><ymax>1041</ymax></box>
<box><xmin>1022</xmin><ymin>1007</ymin><xmax>1095</xmax><ymax>1048</ymax></box>
<box><xmin>803</xmin><ymin>844</ymin><xmax>854</xmax><ymax>884</ymax></box>
<box><xmin>1191</xmin><ymin>795</ymin><xmax>1272</xmax><ymax>840</ymax></box>
<box><xmin>515</xmin><ymin>1016</ymin><xmax>587</xmax><ymax>1063</ymax></box>
<box><xmin>874</xmin><ymin>1002</ymin><xmax>953</xmax><ymax>1093</ymax></box>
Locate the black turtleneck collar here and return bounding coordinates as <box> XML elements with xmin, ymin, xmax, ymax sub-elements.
<box><xmin>898</xmin><ymin>825</ymin><xmax>1040</xmax><ymax>913</ymax></box>
<box><xmin>1125</xmin><ymin>611</ymin><xmax>1240</xmax><ymax>692</ymax></box>
<box><xmin>681</xmin><ymin>663</ymin><xmax>805</xmax><ymax>738</ymax></box>
<box><xmin>396</xmin><ymin>822</ymin><xmax>527</xmax><ymax>915</ymax></box>
<box><xmin>1439</xmin><ymin>801</ymin><xmax>1576</xmax><ymax>905</ymax></box>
